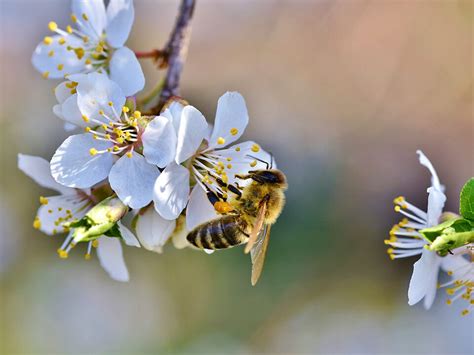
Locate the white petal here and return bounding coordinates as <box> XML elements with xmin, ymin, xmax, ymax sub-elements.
<box><xmin>96</xmin><ymin>237</ymin><xmax>129</xmax><ymax>282</ymax></box>
<box><xmin>106</xmin><ymin>0</ymin><xmax>134</xmax><ymax>48</ymax></box>
<box><xmin>426</xmin><ymin>187</ymin><xmax>446</xmax><ymax>227</ymax></box>
<box><xmin>165</xmin><ymin>101</ymin><xmax>185</xmax><ymax>132</ymax></box>
<box><xmin>153</xmin><ymin>162</ymin><xmax>190</xmax><ymax>220</ymax></box>
<box><xmin>64</xmin><ymin>122</ymin><xmax>77</xmax><ymax>132</ymax></box>
<box><xmin>54</xmin><ymin>81</ymin><xmax>73</xmax><ymax>104</ymax></box>
<box><xmin>72</xmin><ymin>0</ymin><xmax>107</xmax><ymax>39</ymax></box>
<box><xmin>417</xmin><ymin>150</ymin><xmax>443</xmax><ymax>192</ymax></box>
<box><xmin>18</xmin><ymin>154</ymin><xmax>74</xmax><ymax>195</ymax></box>
<box><xmin>408</xmin><ymin>250</ymin><xmax>441</xmax><ymax>309</ymax></box>
<box><xmin>175</xmin><ymin>106</ymin><xmax>208</xmax><ymax>163</ymax></box>
<box><xmin>171</xmin><ymin>216</ymin><xmax>190</xmax><ymax>249</ymax></box>
<box><xmin>186</xmin><ymin>185</ymin><xmax>219</xmax><ymax>231</ymax></box>
<box><xmin>141</xmin><ymin>115</ymin><xmax>177</xmax><ymax>168</ymax></box>
<box><xmin>36</xmin><ymin>194</ymin><xmax>89</xmax><ymax>235</ymax></box>
<box><xmin>135</xmin><ymin>207</ymin><xmax>176</xmax><ymax>253</ymax></box>
<box><xmin>109</xmin><ymin>152</ymin><xmax>160</xmax><ymax>209</ymax></box>
<box><xmin>59</xmin><ymin>93</ymin><xmax>84</xmax><ymax>126</ymax></box>
<box><xmin>50</xmin><ymin>134</ymin><xmax>114</xmax><ymax>188</ymax></box>
<box><xmin>32</xmin><ymin>35</ymin><xmax>85</xmax><ymax>78</ymax></box>
<box><xmin>208</xmin><ymin>92</ymin><xmax>249</xmax><ymax>150</ymax></box>
<box><xmin>117</xmin><ymin>221</ymin><xmax>140</xmax><ymax>247</ymax></box>
<box><xmin>109</xmin><ymin>47</ymin><xmax>145</xmax><ymax>96</ymax></box>
<box><xmin>213</xmin><ymin>141</ymin><xmax>274</xmax><ymax>186</ymax></box>
<box><xmin>76</xmin><ymin>72</ymin><xmax>125</xmax><ymax>123</ymax></box>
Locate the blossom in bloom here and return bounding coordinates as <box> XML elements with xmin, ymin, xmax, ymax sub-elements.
<box><xmin>50</xmin><ymin>73</ymin><xmax>165</xmax><ymax>209</ymax></box>
<box><xmin>144</xmin><ymin>92</ymin><xmax>273</xmax><ymax>230</ymax></box>
<box><xmin>385</xmin><ymin>150</ymin><xmax>468</xmax><ymax>309</ymax></box>
<box><xmin>32</xmin><ymin>0</ymin><xmax>144</xmax><ymax>96</ymax></box>
<box><xmin>18</xmin><ymin>154</ymin><xmax>139</xmax><ymax>281</ymax></box>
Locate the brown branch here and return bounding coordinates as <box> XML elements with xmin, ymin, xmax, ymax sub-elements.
<box><xmin>153</xmin><ymin>0</ymin><xmax>196</xmax><ymax>113</ymax></box>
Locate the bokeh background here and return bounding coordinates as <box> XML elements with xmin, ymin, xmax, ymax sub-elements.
<box><xmin>1</xmin><ymin>0</ymin><xmax>473</xmax><ymax>353</ymax></box>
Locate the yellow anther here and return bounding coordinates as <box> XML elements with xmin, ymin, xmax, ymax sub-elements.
<box><xmin>48</xmin><ymin>21</ymin><xmax>58</xmax><ymax>32</ymax></box>
<box><xmin>221</xmin><ymin>174</ymin><xmax>229</xmax><ymax>184</ymax></box>
<box><xmin>57</xmin><ymin>64</ymin><xmax>64</xmax><ymax>71</ymax></box>
<box><xmin>106</xmin><ymin>148</ymin><xmax>112</xmax><ymax>152</ymax></box>
<box><xmin>116</xmin><ymin>137</ymin><xmax>124</xmax><ymax>144</ymax></box>
<box><xmin>33</xmin><ymin>217</ymin><xmax>41</xmax><ymax>229</ymax></box>
<box><xmin>217</xmin><ymin>161</ymin><xmax>225</xmax><ymax>168</ymax></box>
<box><xmin>99</xmin><ymin>109</ymin><xmax>104</xmax><ymax>115</ymax></box>
<box><xmin>39</xmin><ymin>196</ymin><xmax>49</xmax><ymax>205</ymax></box>
<box><xmin>394</xmin><ymin>205</ymin><xmax>401</xmax><ymax>212</ymax></box>
<box><xmin>82</xmin><ymin>114</ymin><xmax>89</xmax><ymax>122</ymax></box>
<box><xmin>85</xmin><ymin>58</ymin><xmax>92</xmax><ymax>65</ymax></box>
<box><xmin>96</xmin><ymin>44</ymin><xmax>104</xmax><ymax>53</ymax></box>
<box><xmin>227</xmin><ymin>164</ymin><xmax>232</xmax><ymax>169</ymax></box>
<box><xmin>105</xmin><ymin>134</ymin><xmax>111</xmax><ymax>140</ymax></box>
<box><xmin>74</xmin><ymin>47</ymin><xmax>85</xmax><ymax>60</ymax></box>
<box><xmin>235</xmin><ymin>147</ymin><xmax>241</xmax><ymax>152</ymax></box>
<box><xmin>461</xmin><ymin>309</ymin><xmax>469</xmax><ymax>316</ymax></box>
<box><xmin>133</xmin><ymin>111</ymin><xmax>141</xmax><ymax>119</ymax></box>
<box><xmin>92</xmin><ymin>240</ymin><xmax>99</xmax><ymax>248</ymax></box>
<box><xmin>126</xmin><ymin>151</ymin><xmax>133</xmax><ymax>158</ymax></box>
<box><xmin>42</xmin><ymin>71</ymin><xmax>50</xmax><ymax>79</ymax></box>
<box><xmin>48</xmin><ymin>50</ymin><xmax>54</xmax><ymax>57</ymax></box>
<box><xmin>226</xmin><ymin>157</ymin><xmax>232</xmax><ymax>162</ymax></box>
<box><xmin>89</xmin><ymin>148</ymin><xmax>98</xmax><ymax>156</ymax></box>
<box><xmin>48</xmin><ymin>209</ymin><xmax>53</xmax><ymax>214</ymax></box>
<box><xmin>71</xmin><ymin>14</ymin><xmax>78</xmax><ymax>23</ymax></box>
<box><xmin>217</xmin><ymin>137</ymin><xmax>226</xmax><ymax>145</ymax></box>
<box><xmin>108</xmin><ymin>101</ymin><xmax>113</xmax><ymax>106</ymax></box>
<box><xmin>101</xmin><ymin>123</ymin><xmax>108</xmax><ymax>130</ymax></box>
<box><xmin>446</xmin><ymin>299</ymin><xmax>452</xmax><ymax>305</ymax></box>
<box><xmin>83</xmin><ymin>36</ymin><xmax>89</xmax><ymax>44</ymax></box>
<box><xmin>84</xmin><ymin>127</ymin><xmax>91</xmax><ymax>133</ymax></box>
<box><xmin>447</xmin><ymin>271</ymin><xmax>453</xmax><ymax>276</ymax></box>
<box><xmin>84</xmin><ymin>253</ymin><xmax>91</xmax><ymax>260</ymax></box>
<box><xmin>251</xmin><ymin>144</ymin><xmax>260</xmax><ymax>153</ymax></box>
<box><xmin>58</xmin><ymin>250</ymin><xmax>69</xmax><ymax>259</ymax></box>
<box><xmin>113</xmin><ymin>146</ymin><xmax>120</xmax><ymax>152</ymax></box>
<box><xmin>43</xmin><ymin>36</ymin><xmax>53</xmax><ymax>45</ymax></box>
<box><xmin>58</xmin><ymin>37</ymin><xmax>66</xmax><ymax>45</ymax></box>
<box><xmin>250</xmin><ymin>160</ymin><xmax>257</xmax><ymax>168</ymax></box>
<box><xmin>393</xmin><ymin>196</ymin><xmax>405</xmax><ymax>205</ymax></box>
<box><xmin>66</xmin><ymin>25</ymin><xmax>73</xmax><ymax>34</ymax></box>
<box><xmin>93</xmin><ymin>134</ymin><xmax>98</xmax><ymax>140</ymax></box>
<box><xmin>122</xmin><ymin>106</ymin><xmax>130</xmax><ymax>113</ymax></box>
<box><xmin>230</xmin><ymin>128</ymin><xmax>238</xmax><ymax>136</ymax></box>
<box><xmin>82</xmin><ymin>13</ymin><xmax>89</xmax><ymax>21</ymax></box>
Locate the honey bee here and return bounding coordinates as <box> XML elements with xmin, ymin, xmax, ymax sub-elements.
<box><xmin>187</xmin><ymin>159</ymin><xmax>287</xmax><ymax>285</ymax></box>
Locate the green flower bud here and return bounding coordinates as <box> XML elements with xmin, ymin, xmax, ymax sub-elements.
<box><xmin>68</xmin><ymin>197</ymin><xmax>128</xmax><ymax>243</ymax></box>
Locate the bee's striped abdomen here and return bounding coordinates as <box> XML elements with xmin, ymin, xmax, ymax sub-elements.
<box><xmin>187</xmin><ymin>215</ymin><xmax>248</xmax><ymax>250</ymax></box>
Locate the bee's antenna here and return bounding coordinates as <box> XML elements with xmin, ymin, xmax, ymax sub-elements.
<box><xmin>269</xmin><ymin>151</ymin><xmax>274</xmax><ymax>169</ymax></box>
<box><xmin>245</xmin><ymin>155</ymin><xmax>270</xmax><ymax>169</ymax></box>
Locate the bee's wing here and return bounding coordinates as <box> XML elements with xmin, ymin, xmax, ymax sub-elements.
<box><xmin>250</xmin><ymin>224</ymin><xmax>271</xmax><ymax>286</ymax></box>
<box><xmin>244</xmin><ymin>198</ymin><xmax>268</xmax><ymax>254</ymax></box>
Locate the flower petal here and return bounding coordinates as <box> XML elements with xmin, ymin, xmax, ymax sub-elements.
<box><xmin>408</xmin><ymin>250</ymin><xmax>441</xmax><ymax>309</ymax></box>
<box><xmin>32</xmin><ymin>35</ymin><xmax>85</xmax><ymax>79</ymax></box>
<box><xmin>186</xmin><ymin>185</ymin><xmax>219</xmax><ymax>231</ymax></box>
<box><xmin>58</xmin><ymin>93</ymin><xmax>84</xmax><ymax>127</ymax></box>
<box><xmin>426</xmin><ymin>187</ymin><xmax>446</xmax><ymax>227</ymax></box>
<box><xmin>153</xmin><ymin>162</ymin><xmax>190</xmax><ymax>220</ymax></box>
<box><xmin>417</xmin><ymin>150</ymin><xmax>443</xmax><ymax>192</ymax></box>
<box><xmin>117</xmin><ymin>221</ymin><xmax>140</xmax><ymax>247</ymax></box>
<box><xmin>72</xmin><ymin>0</ymin><xmax>107</xmax><ymax>39</ymax></box>
<box><xmin>171</xmin><ymin>215</ymin><xmax>189</xmax><ymax>249</ymax></box>
<box><xmin>76</xmin><ymin>72</ymin><xmax>125</xmax><ymax>124</ymax></box>
<box><xmin>50</xmin><ymin>134</ymin><xmax>114</xmax><ymax>188</ymax></box>
<box><xmin>96</xmin><ymin>237</ymin><xmax>129</xmax><ymax>282</ymax></box>
<box><xmin>135</xmin><ymin>207</ymin><xmax>176</xmax><ymax>253</ymax></box>
<box><xmin>141</xmin><ymin>115</ymin><xmax>177</xmax><ymax>168</ymax></box>
<box><xmin>175</xmin><ymin>106</ymin><xmax>208</xmax><ymax>164</ymax></box>
<box><xmin>106</xmin><ymin>0</ymin><xmax>134</xmax><ymax>48</ymax></box>
<box><xmin>36</xmin><ymin>194</ymin><xmax>90</xmax><ymax>235</ymax></box>
<box><xmin>18</xmin><ymin>154</ymin><xmax>74</xmax><ymax>195</ymax></box>
<box><xmin>164</xmin><ymin>101</ymin><xmax>185</xmax><ymax>132</ymax></box>
<box><xmin>109</xmin><ymin>152</ymin><xmax>160</xmax><ymax>209</ymax></box>
<box><xmin>208</xmin><ymin>92</ymin><xmax>249</xmax><ymax>150</ymax></box>
<box><xmin>109</xmin><ymin>47</ymin><xmax>145</xmax><ymax>96</ymax></box>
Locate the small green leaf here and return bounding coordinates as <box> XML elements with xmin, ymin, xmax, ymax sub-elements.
<box><xmin>459</xmin><ymin>178</ymin><xmax>474</xmax><ymax>220</ymax></box>
<box><xmin>427</xmin><ymin>230</ymin><xmax>474</xmax><ymax>256</ymax></box>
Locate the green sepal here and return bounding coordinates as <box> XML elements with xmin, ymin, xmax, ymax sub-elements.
<box><xmin>459</xmin><ymin>178</ymin><xmax>474</xmax><ymax>221</ymax></box>
<box><xmin>419</xmin><ymin>217</ymin><xmax>472</xmax><ymax>243</ymax></box>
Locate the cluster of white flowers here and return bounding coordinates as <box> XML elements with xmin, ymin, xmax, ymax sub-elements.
<box><xmin>386</xmin><ymin>151</ymin><xmax>473</xmax><ymax>316</ymax></box>
<box><xmin>19</xmin><ymin>0</ymin><xmax>271</xmax><ymax>281</ymax></box>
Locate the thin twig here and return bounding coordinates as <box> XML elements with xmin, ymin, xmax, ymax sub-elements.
<box><xmin>152</xmin><ymin>0</ymin><xmax>196</xmax><ymax>113</ymax></box>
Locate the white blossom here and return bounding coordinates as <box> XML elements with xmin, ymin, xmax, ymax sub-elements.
<box><xmin>32</xmin><ymin>0</ymin><xmax>144</xmax><ymax>96</ymax></box>
<box><xmin>18</xmin><ymin>154</ymin><xmax>138</xmax><ymax>281</ymax></box>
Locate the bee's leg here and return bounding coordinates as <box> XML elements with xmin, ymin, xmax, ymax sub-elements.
<box><xmin>215</xmin><ymin>177</ymin><xmax>242</xmax><ymax>200</ymax></box>
<box><xmin>205</xmin><ymin>188</ymin><xmax>220</xmax><ymax>207</ymax></box>
<box><xmin>235</xmin><ymin>173</ymin><xmax>251</xmax><ymax>180</ymax></box>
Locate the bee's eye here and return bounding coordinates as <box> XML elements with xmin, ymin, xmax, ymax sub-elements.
<box><xmin>254</xmin><ymin>171</ymin><xmax>280</xmax><ymax>183</ymax></box>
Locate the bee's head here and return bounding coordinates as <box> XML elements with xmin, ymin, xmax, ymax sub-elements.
<box><xmin>248</xmin><ymin>169</ymin><xmax>287</xmax><ymax>187</ymax></box>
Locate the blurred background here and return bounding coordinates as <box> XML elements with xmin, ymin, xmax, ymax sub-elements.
<box><xmin>1</xmin><ymin>0</ymin><xmax>473</xmax><ymax>353</ymax></box>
